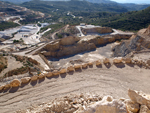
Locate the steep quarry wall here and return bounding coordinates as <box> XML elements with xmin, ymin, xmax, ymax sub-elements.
<box><xmin>112</xmin><ymin>34</ymin><xmax>150</xmax><ymax>57</ymax></box>
<box><xmin>40</xmin><ymin>34</ymin><xmax>131</xmax><ymax>58</ymax></box>
<box><xmin>81</xmin><ymin>27</ymin><xmax>113</xmax><ymax>35</ymax></box>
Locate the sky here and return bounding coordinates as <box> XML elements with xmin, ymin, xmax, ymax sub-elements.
<box><xmin>111</xmin><ymin>0</ymin><xmax>150</xmax><ymax>4</ymax></box>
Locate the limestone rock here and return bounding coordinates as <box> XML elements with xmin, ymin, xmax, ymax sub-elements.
<box><xmin>125</xmin><ymin>99</ymin><xmax>139</xmax><ymax>113</ymax></box>
<box><xmin>10</xmin><ymin>79</ymin><xmax>21</xmax><ymax>87</ymax></box>
<box><xmin>38</xmin><ymin>74</ymin><xmax>46</xmax><ymax>79</ymax></box>
<box><xmin>88</xmin><ymin>62</ymin><xmax>93</xmax><ymax>66</ymax></box>
<box><xmin>31</xmin><ymin>75</ymin><xmax>38</xmax><ymax>81</ymax></box>
<box><xmin>113</xmin><ymin>58</ymin><xmax>123</xmax><ymax>64</ymax></box>
<box><xmin>0</xmin><ymin>85</ymin><xmax>4</xmax><ymax>91</ymax></box>
<box><xmin>147</xmin><ymin>60</ymin><xmax>150</xmax><ymax>66</ymax></box>
<box><xmin>95</xmin><ymin>60</ymin><xmax>101</xmax><ymax>66</ymax></box>
<box><xmin>46</xmin><ymin>72</ymin><xmax>53</xmax><ymax>77</ymax></box>
<box><xmin>60</xmin><ymin>68</ymin><xmax>67</xmax><ymax>74</ymax></box>
<box><xmin>83</xmin><ymin>95</ymin><xmax>127</xmax><ymax>113</ymax></box>
<box><xmin>128</xmin><ymin>89</ymin><xmax>150</xmax><ymax>109</ymax></box>
<box><xmin>52</xmin><ymin>70</ymin><xmax>60</xmax><ymax>76</ymax></box>
<box><xmin>139</xmin><ymin>105</ymin><xmax>150</xmax><ymax>113</ymax></box>
<box><xmin>74</xmin><ymin>64</ymin><xmax>81</xmax><ymax>70</ymax></box>
<box><xmin>67</xmin><ymin>66</ymin><xmax>74</xmax><ymax>72</ymax></box>
<box><xmin>21</xmin><ymin>77</ymin><xmax>31</xmax><ymax>84</ymax></box>
<box><xmin>3</xmin><ymin>84</ymin><xmax>10</xmax><ymax>90</ymax></box>
<box><xmin>124</xmin><ymin>58</ymin><xmax>132</xmax><ymax>64</ymax></box>
<box><xmin>82</xmin><ymin>63</ymin><xmax>88</xmax><ymax>68</ymax></box>
<box><xmin>103</xmin><ymin>58</ymin><xmax>110</xmax><ymax>64</ymax></box>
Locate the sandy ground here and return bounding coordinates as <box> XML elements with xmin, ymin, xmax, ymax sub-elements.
<box><xmin>0</xmin><ymin>63</ymin><xmax>150</xmax><ymax>113</ymax></box>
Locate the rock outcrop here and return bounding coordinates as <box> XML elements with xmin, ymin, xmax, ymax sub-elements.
<box><xmin>128</xmin><ymin>89</ymin><xmax>150</xmax><ymax>109</ymax></box>
<box><xmin>38</xmin><ymin>34</ymin><xmax>131</xmax><ymax>58</ymax></box>
<box><xmin>81</xmin><ymin>27</ymin><xmax>113</xmax><ymax>35</ymax></box>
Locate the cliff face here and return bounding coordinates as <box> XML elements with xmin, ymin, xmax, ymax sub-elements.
<box><xmin>112</xmin><ymin>34</ymin><xmax>150</xmax><ymax>57</ymax></box>
<box><xmin>81</xmin><ymin>27</ymin><xmax>113</xmax><ymax>35</ymax></box>
<box><xmin>40</xmin><ymin>34</ymin><xmax>131</xmax><ymax>58</ymax></box>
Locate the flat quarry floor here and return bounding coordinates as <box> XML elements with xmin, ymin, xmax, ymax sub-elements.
<box><xmin>1</xmin><ymin>63</ymin><xmax>150</xmax><ymax>113</ymax></box>
<box><xmin>49</xmin><ymin>43</ymin><xmax>115</xmax><ymax>68</ymax></box>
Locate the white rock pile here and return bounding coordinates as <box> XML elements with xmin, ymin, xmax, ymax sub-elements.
<box><xmin>17</xmin><ymin>89</ymin><xmax>150</xmax><ymax>113</ymax></box>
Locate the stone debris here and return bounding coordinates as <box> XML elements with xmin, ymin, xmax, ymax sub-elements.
<box><xmin>16</xmin><ymin>89</ymin><xmax>150</xmax><ymax>113</ymax></box>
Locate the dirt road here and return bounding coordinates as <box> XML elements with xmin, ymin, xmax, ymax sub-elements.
<box><xmin>0</xmin><ymin>63</ymin><xmax>150</xmax><ymax>113</ymax></box>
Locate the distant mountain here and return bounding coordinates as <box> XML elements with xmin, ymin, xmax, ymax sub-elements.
<box><xmin>21</xmin><ymin>0</ymin><xmax>128</xmax><ymax>13</ymax></box>
<box><xmin>119</xmin><ymin>3</ymin><xmax>150</xmax><ymax>11</ymax></box>
<box><xmin>86</xmin><ymin>0</ymin><xmax>116</xmax><ymax>4</ymax></box>
<box><xmin>99</xmin><ymin>6</ymin><xmax>150</xmax><ymax>31</ymax></box>
<box><xmin>0</xmin><ymin>0</ymin><xmax>150</xmax><ymax>11</ymax></box>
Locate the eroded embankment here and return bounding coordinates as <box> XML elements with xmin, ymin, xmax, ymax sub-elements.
<box><xmin>1</xmin><ymin>58</ymin><xmax>150</xmax><ymax>112</ymax></box>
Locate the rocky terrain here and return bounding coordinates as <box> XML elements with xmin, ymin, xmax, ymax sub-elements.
<box><xmin>1</xmin><ymin>25</ymin><xmax>150</xmax><ymax>113</ymax></box>
<box><xmin>112</xmin><ymin>25</ymin><xmax>150</xmax><ymax>57</ymax></box>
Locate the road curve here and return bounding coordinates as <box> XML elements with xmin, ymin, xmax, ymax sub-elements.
<box><xmin>0</xmin><ymin>64</ymin><xmax>150</xmax><ymax>113</ymax></box>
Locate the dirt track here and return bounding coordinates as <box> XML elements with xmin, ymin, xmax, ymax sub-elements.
<box><xmin>0</xmin><ymin>63</ymin><xmax>150</xmax><ymax>113</ymax></box>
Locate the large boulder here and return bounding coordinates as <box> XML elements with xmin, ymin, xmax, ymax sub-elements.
<box><xmin>38</xmin><ymin>73</ymin><xmax>46</xmax><ymax>79</ymax></box>
<box><xmin>10</xmin><ymin>79</ymin><xmax>21</xmax><ymax>87</ymax></box>
<box><xmin>67</xmin><ymin>66</ymin><xmax>74</xmax><ymax>72</ymax></box>
<box><xmin>3</xmin><ymin>84</ymin><xmax>10</xmax><ymax>90</ymax></box>
<box><xmin>128</xmin><ymin>89</ymin><xmax>150</xmax><ymax>109</ymax></box>
<box><xmin>52</xmin><ymin>70</ymin><xmax>60</xmax><ymax>76</ymax></box>
<box><xmin>113</xmin><ymin>58</ymin><xmax>123</xmax><ymax>64</ymax></box>
<box><xmin>82</xmin><ymin>63</ymin><xmax>88</xmax><ymax>68</ymax></box>
<box><xmin>31</xmin><ymin>76</ymin><xmax>38</xmax><ymax>81</ymax></box>
<box><xmin>59</xmin><ymin>68</ymin><xmax>67</xmax><ymax>74</ymax></box>
<box><xmin>124</xmin><ymin>58</ymin><xmax>132</xmax><ymax>64</ymax></box>
<box><xmin>46</xmin><ymin>72</ymin><xmax>53</xmax><ymax>77</ymax></box>
<box><xmin>103</xmin><ymin>58</ymin><xmax>110</xmax><ymax>64</ymax></box>
<box><xmin>74</xmin><ymin>64</ymin><xmax>81</xmax><ymax>70</ymax></box>
<box><xmin>21</xmin><ymin>77</ymin><xmax>31</xmax><ymax>84</ymax></box>
<box><xmin>0</xmin><ymin>85</ymin><xmax>4</xmax><ymax>91</ymax></box>
<box><xmin>81</xmin><ymin>96</ymin><xmax>127</xmax><ymax>113</ymax></box>
<box><xmin>96</xmin><ymin>60</ymin><xmax>101</xmax><ymax>66</ymax></box>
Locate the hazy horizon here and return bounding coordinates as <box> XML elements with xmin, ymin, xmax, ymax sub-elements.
<box><xmin>111</xmin><ymin>0</ymin><xmax>150</xmax><ymax>4</ymax></box>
